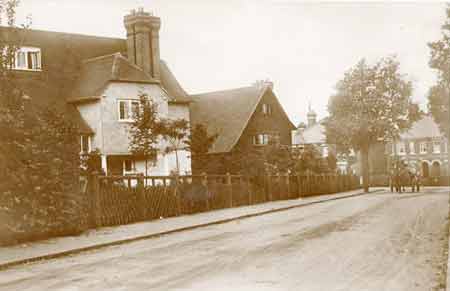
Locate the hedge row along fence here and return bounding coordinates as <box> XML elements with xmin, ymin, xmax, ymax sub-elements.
<box><xmin>84</xmin><ymin>173</ymin><xmax>361</xmax><ymax>228</ymax></box>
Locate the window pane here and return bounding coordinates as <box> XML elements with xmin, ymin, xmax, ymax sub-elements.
<box><xmin>131</xmin><ymin>101</ymin><xmax>140</xmax><ymax>119</ymax></box>
<box><xmin>119</xmin><ymin>101</ymin><xmax>129</xmax><ymax>120</ymax></box>
<box><xmin>16</xmin><ymin>51</ymin><xmax>26</xmax><ymax>68</ymax></box>
<box><xmin>81</xmin><ymin>135</ymin><xmax>89</xmax><ymax>153</ymax></box>
<box><xmin>29</xmin><ymin>51</ymin><xmax>41</xmax><ymax>70</ymax></box>
<box><xmin>124</xmin><ymin>160</ymin><xmax>133</xmax><ymax>172</ymax></box>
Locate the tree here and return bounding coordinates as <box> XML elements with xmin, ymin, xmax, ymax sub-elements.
<box><xmin>326</xmin><ymin>57</ymin><xmax>420</xmax><ymax>192</ymax></box>
<box><xmin>428</xmin><ymin>5</ymin><xmax>450</xmax><ymax>139</ymax></box>
<box><xmin>292</xmin><ymin>144</ymin><xmax>323</xmax><ymax>175</ymax></box>
<box><xmin>128</xmin><ymin>93</ymin><xmax>164</xmax><ymax>178</ymax></box>
<box><xmin>162</xmin><ymin>118</ymin><xmax>189</xmax><ymax>175</ymax></box>
<box><xmin>185</xmin><ymin>124</ymin><xmax>218</xmax><ymax>174</ymax></box>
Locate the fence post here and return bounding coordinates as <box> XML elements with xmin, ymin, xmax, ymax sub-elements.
<box><xmin>226</xmin><ymin>172</ymin><xmax>233</xmax><ymax>208</ymax></box>
<box><xmin>202</xmin><ymin>172</ymin><xmax>210</xmax><ymax>211</ymax></box>
<box><xmin>137</xmin><ymin>175</ymin><xmax>146</xmax><ymax>220</ymax></box>
<box><xmin>285</xmin><ymin>173</ymin><xmax>290</xmax><ymax>200</ymax></box>
<box><xmin>266</xmin><ymin>172</ymin><xmax>273</xmax><ymax>201</ymax></box>
<box><xmin>246</xmin><ymin>176</ymin><xmax>252</xmax><ymax>205</ymax></box>
<box><xmin>296</xmin><ymin>175</ymin><xmax>302</xmax><ymax>198</ymax></box>
<box><xmin>89</xmin><ymin>172</ymin><xmax>101</xmax><ymax>228</ymax></box>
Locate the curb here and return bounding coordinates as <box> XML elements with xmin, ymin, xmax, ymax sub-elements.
<box><xmin>0</xmin><ymin>189</ymin><xmax>381</xmax><ymax>271</ymax></box>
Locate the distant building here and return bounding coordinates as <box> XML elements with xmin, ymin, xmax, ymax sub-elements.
<box><xmin>291</xmin><ymin>106</ymin><xmax>351</xmax><ymax>173</ymax></box>
<box><xmin>386</xmin><ymin>115</ymin><xmax>449</xmax><ymax>185</ymax></box>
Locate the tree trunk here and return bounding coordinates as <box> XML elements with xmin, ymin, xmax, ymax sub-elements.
<box><xmin>360</xmin><ymin>144</ymin><xmax>370</xmax><ymax>193</ymax></box>
<box><xmin>175</xmin><ymin>149</ymin><xmax>180</xmax><ymax>175</ymax></box>
<box><xmin>145</xmin><ymin>159</ymin><xmax>148</xmax><ymax>187</ymax></box>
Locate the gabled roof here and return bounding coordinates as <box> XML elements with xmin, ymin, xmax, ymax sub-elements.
<box><xmin>67</xmin><ymin>53</ymin><xmax>191</xmax><ymax>104</ymax></box>
<box><xmin>400</xmin><ymin>115</ymin><xmax>443</xmax><ymax>139</ymax></box>
<box><xmin>190</xmin><ymin>84</ymin><xmax>294</xmax><ymax>153</ymax></box>
<box><xmin>68</xmin><ymin>53</ymin><xmax>158</xmax><ymax>101</ymax></box>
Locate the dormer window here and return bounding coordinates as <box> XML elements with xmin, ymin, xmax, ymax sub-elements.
<box><xmin>262</xmin><ymin>104</ymin><xmax>272</xmax><ymax>115</ymax></box>
<box><xmin>14</xmin><ymin>47</ymin><xmax>42</xmax><ymax>71</ymax></box>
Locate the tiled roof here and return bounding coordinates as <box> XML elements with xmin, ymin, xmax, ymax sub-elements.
<box><xmin>66</xmin><ymin>105</ymin><xmax>94</xmax><ymax>134</ymax></box>
<box><xmin>68</xmin><ymin>53</ymin><xmax>157</xmax><ymax>101</ymax></box>
<box><xmin>160</xmin><ymin>60</ymin><xmax>191</xmax><ymax>103</ymax></box>
<box><xmin>400</xmin><ymin>115</ymin><xmax>444</xmax><ymax>139</ymax></box>
<box><xmin>190</xmin><ymin>85</ymin><xmax>269</xmax><ymax>153</ymax></box>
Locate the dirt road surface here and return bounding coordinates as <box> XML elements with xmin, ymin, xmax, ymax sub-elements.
<box><xmin>0</xmin><ymin>188</ymin><xmax>448</xmax><ymax>291</ymax></box>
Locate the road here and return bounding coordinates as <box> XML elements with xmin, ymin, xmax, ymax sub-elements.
<box><xmin>0</xmin><ymin>188</ymin><xmax>448</xmax><ymax>291</ymax></box>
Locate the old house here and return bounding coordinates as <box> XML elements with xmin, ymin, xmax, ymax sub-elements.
<box><xmin>1</xmin><ymin>8</ymin><xmax>192</xmax><ymax>176</ymax></box>
<box><xmin>387</xmin><ymin>115</ymin><xmax>449</xmax><ymax>185</ymax></box>
<box><xmin>189</xmin><ymin>81</ymin><xmax>296</xmax><ymax>174</ymax></box>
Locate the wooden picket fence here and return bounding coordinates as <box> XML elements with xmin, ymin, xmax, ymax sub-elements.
<box><xmin>84</xmin><ymin>173</ymin><xmax>361</xmax><ymax>228</ymax></box>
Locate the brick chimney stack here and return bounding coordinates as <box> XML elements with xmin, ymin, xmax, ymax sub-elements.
<box><xmin>124</xmin><ymin>7</ymin><xmax>161</xmax><ymax>79</ymax></box>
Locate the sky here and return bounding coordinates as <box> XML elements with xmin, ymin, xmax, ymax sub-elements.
<box><xmin>13</xmin><ymin>0</ymin><xmax>448</xmax><ymax>126</ymax></box>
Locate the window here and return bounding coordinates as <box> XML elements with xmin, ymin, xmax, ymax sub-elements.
<box><xmin>322</xmin><ymin>146</ymin><xmax>329</xmax><ymax>158</ymax></box>
<box><xmin>123</xmin><ymin>159</ymin><xmax>136</xmax><ymax>174</ymax></box>
<box><xmin>444</xmin><ymin>142</ymin><xmax>448</xmax><ymax>153</ymax></box>
<box><xmin>433</xmin><ymin>141</ymin><xmax>441</xmax><ymax>153</ymax></box>
<box><xmin>409</xmin><ymin>141</ymin><xmax>415</xmax><ymax>154</ymax></box>
<box><xmin>262</xmin><ymin>104</ymin><xmax>272</xmax><ymax>115</ymax></box>
<box><xmin>80</xmin><ymin>135</ymin><xmax>91</xmax><ymax>153</ymax></box>
<box><xmin>13</xmin><ymin>47</ymin><xmax>42</xmax><ymax>70</ymax></box>
<box><xmin>420</xmin><ymin>142</ymin><xmax>428</xmax><ymax>154</ymax></box>
<box><xmin>253</xmin><ymin>132</ymin><xmax>279</xmax><ymax>146</ymax></box>
<box><xmin>253</xmin><ymin>134</ymin><xmax>270</xmax><ymax>145</ymax></box>
<box><xmin>118</xmin><ymin>99</ymin><xmax>140</xmax><ymax>121</ymax></box>
<box><xmin>397</xmin><ymin>142</ymin><xmax>406</xmax><ymax>155</ymax></box>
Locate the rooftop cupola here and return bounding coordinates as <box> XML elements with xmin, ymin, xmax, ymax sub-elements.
<box><xmin>307</xmin><ymin>103</ymin><xmax>317</xmax><ymax>127</ymax></box>
<box><xmin>124</xmin><ymin>7</ymin><xmax>161</xmax><ymax>79</ymax></box>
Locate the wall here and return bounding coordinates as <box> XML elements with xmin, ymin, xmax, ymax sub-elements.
<box><xmin>76</xmin><ymin>101</ymin><xmax>102</xmax><ymax>150</ymax></box>
<box><xmin>234</xmin><ymin>89</ymin><xmax>294</xmax><ymax>152</ymax></box>
<box><xmin>167</xmin><ymin>103</ymin><xmax>192</xmax><ymax>174</ymax></box>
<box><xmin>100</xmin><ymin>82</ymin><xmax>169</xmax><ymax>155</ymax></box>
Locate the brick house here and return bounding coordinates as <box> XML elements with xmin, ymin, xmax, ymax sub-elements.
<box><xmin>387</xmin><ymin>115</ymin><xmax>449</xmax><ymax>185</ymax></box>
<box><xmin>1</xmin><ymin>8</ymin><xmax>192</xmax><ymax>176</ymax></box>
<box><xmin>189</xmin><ymin>81</ymin><xmax>296</xmax><ymax>174</ymax></box>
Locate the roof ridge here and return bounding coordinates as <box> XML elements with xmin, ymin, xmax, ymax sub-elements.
<box><xmin>191</xmin><ymin>85</ymin><xmax>258</xmax><ymax>98</ymax></box>
<box><xmin>83</xmin><ymin>52</ymin><xmax>121</xmax><ymax>64</ymax></box>
<box><xmin>0</xmin><ymin>25</ymin><xmax>125</xmax><ymax>41</ymax></box>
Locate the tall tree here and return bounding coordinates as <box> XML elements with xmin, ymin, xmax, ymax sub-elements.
<box><xmin>428</xmin><ymin>5</ymin><xmax>450</xmax><ymax>139</ymax></box>
<box><xmin>185</xmin><ymin>124</ymin><xmax>218</xmax><ymax>174</ymax></box>
<box><xmin>326</xmin><ymin>57</ymin><xmax>420</xmax><ymax>192</ymax></box>
<box><xmin>128</xmin><ymin>93</ymin><xmax>164</xmax><ymax>178</ymax></box>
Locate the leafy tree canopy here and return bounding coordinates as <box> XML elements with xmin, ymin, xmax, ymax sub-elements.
<box><xmin>326</xmin><ymin>56</ymin><xmax>420</xmax><ymax>151</ymax></box>
<box><xmin>428</xmin><ymin>5</ymin><xmax>450</xmax><ymax>139</ymax></box>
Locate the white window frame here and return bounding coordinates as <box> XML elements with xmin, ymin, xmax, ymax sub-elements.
<box><xmin>262</xmin><ymin>104</ymin><xmax>272</xmax><ymax>116</ymax></box>
<box><xmin>397</xmin><ymin>142</ymin><xmax>406</xmax><ymax>155</ymax></box>
<box><xmin>253</xmin><ymin>133</ymin><xmax>270</xmax><ymax>146</ymax></box>
<box><xmin>420</xmin><ymin>142</ymin><xmax>428</xmax><ymax>154</ymax></box>
<box><xmin>80</xmin><ymin>135</ymin><xmax>91</xmax><ymax>154</ymax></box>
<box><xmin>433</xmin><ymin>141</ymin><xmax>441</xmax><ymax>154</ymax></box>
<box><xmin>409</xmin><ymin>141</ymin><xmax>415</xmax><ymax>155</ymax></box>
<box><xmin>13</xmin><ymin>46</ymin><xmax>42</xmax><ymax>71</ymax></box>
<box><xmin>322</xmin><ymin>145</ymin><xmax>329</xmax><ymax>158</ymax></box>
<box><xmin>123</xmin><ymin>159</ymin><xmax>136</xmax><ymax>175</ymax></box>
<box><xmin>118</xmin><ymin>99</ymin><xmax>140</xmax><ymax>122</ymax></box>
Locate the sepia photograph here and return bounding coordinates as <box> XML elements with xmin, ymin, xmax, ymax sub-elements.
<box><xmin>0</xmin><ymin>0</ymin><xmax>449</xmax><ymax>290</ymax></box>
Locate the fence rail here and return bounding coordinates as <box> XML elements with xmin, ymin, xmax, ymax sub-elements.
<box><xmin>85</xmin><ymin>173</ymin><xmax>361</xmax><ymax>228</ymax></box>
